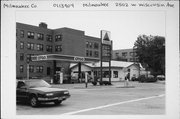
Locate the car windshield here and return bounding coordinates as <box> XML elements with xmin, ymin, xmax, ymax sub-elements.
<box><xmin>25</xmin><ymin>80</ymin><xmax>51</xmax><ymax>88</ymax></box>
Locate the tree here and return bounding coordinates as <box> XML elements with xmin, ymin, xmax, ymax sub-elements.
<box><xmin>134</xmin><ymin>35</ymin><xmax>165</xmax><ymax>75</ymax></box>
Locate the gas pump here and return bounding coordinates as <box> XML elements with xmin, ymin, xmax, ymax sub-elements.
<box><xmin>60</xmin><ymin>72</ymin><xmax>63</xmax><ymax>84</ymax></box>
<box><xmin>54</xmin><ymin>71</ymin><xmax>60</xmax><ymax>84</ymax></box>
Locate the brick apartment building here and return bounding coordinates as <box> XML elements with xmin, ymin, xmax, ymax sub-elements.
<box><xmin>16</xmin><ymin>22</ymin><xmax>101</xmax><ymax>79</ymax></box>
<box><xmin>112</xmin><ymin>49</ymin><xmax>139</xmax><ymax>62</ymax></box>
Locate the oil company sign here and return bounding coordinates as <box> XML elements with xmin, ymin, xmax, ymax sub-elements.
<box><xmin>37</xmin><ymin>55</ymin><xmax>47</xmax><ymax>60</ymax></box>
<box><xmin>31</xmin><ymin>54</ymin><xmax>99</xmax><ymax>62</ymax></box>
<box><xmin>101</xmin><ymin>30</ymin><xmax>111</xmax><ymax>45</ymax></box>
<box><xmin>74</xmin><ymin>56</ymin><xmax>85</xmax><ymax>62</ymax></box>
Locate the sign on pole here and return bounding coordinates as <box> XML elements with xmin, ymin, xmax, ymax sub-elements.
<box><xmin>101</xmin><ymin>30</ymin><xmax>111</xmax><ymax>45</ymax></box>
<box><xmin>100</xmin><ymin>30</ymin><xmax>112</xmax><ymax>83</ymax></box>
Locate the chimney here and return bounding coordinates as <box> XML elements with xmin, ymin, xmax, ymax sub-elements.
<box><xmin>39</xmin><ymin>22</ymin><xmax>47</xmax><ymax>29</ymax></box>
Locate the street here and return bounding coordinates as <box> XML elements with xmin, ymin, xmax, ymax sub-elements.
<box><xmin>16</xmin><ymin>81</ymin><xmax>165</xmax><ymax>115</ymax></box>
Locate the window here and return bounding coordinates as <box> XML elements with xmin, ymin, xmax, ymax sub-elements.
<box><xmin>37</xmin><ymin>33</ymin><xmax>44</xmax><ymax>40</ymax></box>
<box><xmin>115</xmin><ymin>52</ymin><xmax>119</xmax><ymax>55</ymax></box>
<box><xmin>55</xmin><ymin>45</ymin><xmax>62</xmax><ymax>52</ymax></box>
<box><xmin>55</xmin><ymin>35</ymin><xmax>62</xmax><ymax>41</ymax></box>
<box><xmin>103</xmin><ymin>71</ymin><xmax>111</xmax><ymax>78</ymax></box>
<box><xmin>20</xmin><ymin>30</ymin><xmax>24</xmax><ymax>38</ymax></box>
<box><xmin>40</xmin><ymin>66</ymin><xmax>43</xmax><ymax>73</ymax></box>
<box><xmin>113</xmin><ymin>71</ymin><xmax>118</xmax><ymax>78</ymax></box>
<box><xmin>27</xmin><ymin>31</ymin><xmax>34</xmax><ymax>39</ymax></box>
<box><xmin>27</xmin><ymin>43</ymin><xmax>34</xmax><ymax>50</ymax></box>
<box><xmin>86</xmin><ymin>42</ymin><xmax>92</xmax><ymax>48</ymax></box>
<box><xmin>86</xmin><ymin>41</ymin><xmax>89</xmax><ymax>48</ymax></box>
<box><xmin>27</xmin><ymin>54</ymin><xmax>34</xmax><ymax>62</ymax></box>
<box><xmin>94</xmin><ymin>51</ymin><xmax>99</xmax><ymax>57</ymax></box>
<box><xmin>86</xmin><ymin>50</ymin><xmax>94</xmax><ymax>57</ymax></box>
<box><xmin>86</xmin><ymin>50</ymin><xmax>89</xmax><ymax>56</ymax></box>
<box><xmin>94</xmin><ymin>43</ymin><xmax>99</xmax><ymax>49</ymax></box>
<box><xmin>20</xmin><ymin>53</ymin><xmax>24</xmax><ymax>61</ymax></box>
<box><xmin>27</xmin><ymin>43</ymin><xmax>30</xmax><ymax>49</ymax></box>
<box><xmin>46</xmin><ymin>35</ymin><xmax>52</xmax><ymax>42</ymax></box>
<box><xmin>36</xmin><ymin>66</ymin><xmax>43</xmax><ymax>73</ymax></box>
<box><xmin>89</xmin><ymin>51</ymin><xmax>92</xmax><ymax>56</ymax></box>
<box><xmin>29</xmin><ymin>65</ymin><xmax>34</xmax><ymax>73</ymax></box>
<box><xmin>20</xmin><ymin>42</ymin><xmax>24</xmax><ymax>49</ymax></box>
<box><xmin>46</xmin><ymin>45</ymin><xmax>52</xmax><ymax>52</ymax></box>
<box><xmin>129</xmin><ymin>52</ymin><xmax>134</xmax><ymax>56</ymax></box>
<box><xmin>89</xmin><ymin>42</ymin><xmax>92</xmax><ymax>48</ymax></box>
<box><xmin>36</xmin><ymin>44</ymin><xmax>43</xmax><ymax>51</ymax></box>
<box><xmin>31</xmin><ymin>44</ymin><xmax>34</xmax><ymax>50</ymax></box>
<box><xmin>94</xmin><ymin>71</ymin><xmax>98</xmax><ymax>77</ymax></box>
<box><xmin>20</xmin><ymin>65</ymin><xmax>23</xmax><ymax>72</ymax></box>
<box><xmin>122</xmin><ymin>52</ymin><xmax>127</xmax><ymax>57</ymax></box>
<box><xmin>47</xmin><ymin>67</ymin><xmax>51</xmax><ymax>75</ymax></box>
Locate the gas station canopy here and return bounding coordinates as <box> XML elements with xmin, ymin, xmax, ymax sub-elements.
<box><xmin>31</xmin><ymin>54</ymin><xmax>100</xmax><ymax>63</ymax></box>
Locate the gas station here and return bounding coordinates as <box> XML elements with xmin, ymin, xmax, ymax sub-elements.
<box><xmin>30</xmin><ymin>30</ymin><xmax>112</xmax><ymax>85</ymax></box>
<box><xmin>31</xmin><ymin>54</ymin><xmax>100</xmax><ymax>84</ymax></box>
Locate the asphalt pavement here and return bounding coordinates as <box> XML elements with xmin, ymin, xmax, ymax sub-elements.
<box><xmin>17</xmin><ymin>81</ymin><xmax>165</xmax><ymax>115</ymax></box>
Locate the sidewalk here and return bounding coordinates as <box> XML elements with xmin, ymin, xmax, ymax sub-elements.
<box><xmin>51</xmin><ymin>81</ymin><xmax>135</xmax><ymax>89</ymax></box>
<box><xmin>51</xmin><ymin>81</ymin><xmax>165</xmax><ymax>89</ymax></box>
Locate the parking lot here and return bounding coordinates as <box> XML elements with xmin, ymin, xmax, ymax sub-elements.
<box><xmin>16</xmin><ymin>81</ymin><xmax>165</xmax><ymax>115</ymax></box>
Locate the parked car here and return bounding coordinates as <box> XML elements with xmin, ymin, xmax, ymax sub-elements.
<box><xmin>16</xmin><ymin>79</ymin><xmax>70</xmax><ymax>107</ymax></box>
<box><xmin>138</xmin><ymin>75</ymin><xmax>157</xmax><ymax>83</ymax></box>
<box><xmin>156</xmin><ymin>75</ymin><xmax>165</xmax><ymax>81</ymax></box>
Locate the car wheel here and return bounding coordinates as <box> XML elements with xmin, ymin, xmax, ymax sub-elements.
<box><xmin>30</xmin><ymin>96</ymin><xmax>39</xmax><ymax>107</ymax></box>
<box><xmin>54</xmin><ymin>100</ymin><xmax>62</xmax><ymax>105</ymax></box>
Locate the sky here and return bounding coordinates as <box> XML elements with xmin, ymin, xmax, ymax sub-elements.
<box><xmin>16</xmin><ymin>11</ymin><xmax>165</xmax><ymax>50</ymax></box>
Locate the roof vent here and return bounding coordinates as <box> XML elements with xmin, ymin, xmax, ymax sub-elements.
<box><xmin>39</xmin><ymin>22</ymin><xmax>47</xmax><ymax>29</ymax></box>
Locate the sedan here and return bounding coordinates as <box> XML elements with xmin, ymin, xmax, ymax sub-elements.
<box><xmin>16</xmin><ymin>79</ymin><xmax>70</xmax><ymax>107</ymax></box>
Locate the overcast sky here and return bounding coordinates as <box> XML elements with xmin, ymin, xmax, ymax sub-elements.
<box><xmin>16</xmin><ymin>11</ymin><xmax>165</xmax><ymax>50</ymax></box>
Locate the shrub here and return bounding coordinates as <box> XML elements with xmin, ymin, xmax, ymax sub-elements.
<box><xmin>138</xmin><ymin>75</ymin><xmax>146</xmax><ymax>82</ymax></box>
<box><xmin>146</xmin><ymin>77</ymin><xmax>157</xmax><ymax>82</ymax></box>
<box><xmin>99</xmin><ymin>81</ymin><xmax>104</xmax><ymax>85</ymax></box>
<box><xmin>138</xmin><ymin>75</ymin><xmax>157</xmax><ymax>83</ymax></box>
<box><xmin>103</xmin><ymin>81</ymin><xmax>112</xmax><ymax>85</ymax></box>
<box><xmin>92</xmin><ymin>81</ymin><xmax>97</xmax><ymax>86</ymax></box>
<box><xmin>103</xmin><ymin>81</ymin><xmax>109</xmax><ymax>85</ymax></box>
<box><xmin>131</xmin><ymin>77</ymin><xmax>138</xmax><ymax>81</ymax></box>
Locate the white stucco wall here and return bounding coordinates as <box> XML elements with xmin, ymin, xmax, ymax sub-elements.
<box><xmin>70</xmin><ymin>64</ymin><xmax>140</xmax><ymax>82</ymax></box>
<box><xmin>71</xmin><ymin>65</ymin><xmax>91</xmax><ymax>72</ymax></box>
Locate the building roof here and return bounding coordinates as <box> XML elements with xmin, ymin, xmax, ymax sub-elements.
<box><xmin>70</xmin><ymin>60</ymin><xmax>142</xmax><ymax>69</ymax></box>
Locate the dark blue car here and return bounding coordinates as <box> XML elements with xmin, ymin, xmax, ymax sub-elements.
<box><xmin>16</xmin><ymin>79</ymin><xmax>70</xmax><ymax>107</ymax></box>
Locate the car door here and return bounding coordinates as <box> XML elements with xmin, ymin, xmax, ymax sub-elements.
<box><xmin>16</xmin><ymin>81</ymin><xmax>29</xmax><ymax>101</ymax></box>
